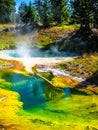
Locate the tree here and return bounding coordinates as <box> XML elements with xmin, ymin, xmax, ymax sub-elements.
<box><xmin>18</xmin><ymin>2</ymin><xmax>36</xmax><ymax>23</ymax></box>
<box><xmin>50</xmin><ymin>0</ymin><xmax>69</xmax><ymax>24</ymax></box>
<box><xmin>34</xmin><ymin>0</ymin><xmax>53</xmax><ymax>28</ymax></box>
<box><xmin>92</xmin><ymin>1</ymin><xmax>98</xmax><ymax>28</ymax></box>
<box><xmin>26</xmin><ymin>2</ymin><xmax>36</xmax><ymax>23</ymax></box>
<box><xmin>41</xmin><ymin>0</ymin><xmax>53</xmax><ymax>28</ymax></box>
<box><xmin>18</xmin><ymin>2</ymin><xmax>28</xmax><ymax>23</ymax></box>
<box><xmin>0</xmin><ymin>0</ymin><xmax>15</xmax><ymax>23</ymax></box>
<box><xmin>71</xmin><ymin>0</ymin><xmax>98</xmax><ymax>29</ymax></box>
<box><xmin>34</xmin><ymin>0</ymin><xmax>70</xmax><ymax>27</ymax></box>
<box><xmin>33</xmin><ymin>0</ymin><xmax>43</xmax><ymax>21</ymax></box>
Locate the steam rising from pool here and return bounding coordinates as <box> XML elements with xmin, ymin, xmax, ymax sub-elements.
<box><xmin>16</xmin><ymin>42</ymin><xmax>32</xmax><ymax>58</ymax></box>
<box><xmin>0</xmin><ymin>42</ymin><xmax>78</xmax><ymax>72</ymax></box>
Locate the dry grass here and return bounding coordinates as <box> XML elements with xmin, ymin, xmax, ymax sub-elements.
<box><xmin>36</xmin><ymin>25</ymin><xmax>78</xmax><ymax>47</ymax></box>
<box><xmin>0</xmin><ymin>24</ymin><xmax>16</xmax><ymax>30</ymax></box>
<box><xmin>0</xmin><ymin>31</ymin><xmax>15</xmax><ymax>50</ymax></box>
<box><xmin>58</xmin><ymin>56</ymin><xmax>98</xmax><ymax>79</ymax></box>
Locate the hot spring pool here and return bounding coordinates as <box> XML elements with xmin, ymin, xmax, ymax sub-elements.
<box><xmin>0</xmin><ymin>49</ymin><xmax>78</xmax><ymax>72</ymax></box>
<box><xmin>0</xmin><ymin>71</ymin><xmax>69</xmax><ymax>109</ymax></box>
<box><xmin>0</xmin><ymin>70</ymin><xmax>98</xmax><ymax>129</ymax></box>
<box><xmin>0</xmin><ymin>49</ymin><xmax>77</xmax><ymax>58</ymax></box>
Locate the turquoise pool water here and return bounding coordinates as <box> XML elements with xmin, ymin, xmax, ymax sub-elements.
<box><xmin>0</xmin><ymin>49</ymin><xmax>78</xmax><ymax>58</ymax></box>
<box><xmin>0</xmin><ymin>71</ymin><xmax>66</xmax><ymax>109</ymax></box>
<box><xmin>0</xmin><ymin>70</ymin><xmax>98</xmax><ymax>129</ymax></box>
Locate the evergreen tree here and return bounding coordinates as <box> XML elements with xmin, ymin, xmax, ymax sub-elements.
<box><xmin>92</xmin><ymin>1</ymin><xmax>98</xmax><ymax>28</ymax></box>
<box><xmin>18</xmin><ymin>2</ymin><xmax>36</xmax><ymax>23</ymax></box>
<box><xmin>41</xmin><ymin>0</ymin><xmax>53</xmax><ymax>28</ymax></box>
<box><xmin>34</xmin><ymin>0</ymin><xmax>53</xmax><ymax>28</ymax></box>
<box><xmin>0</xmin><ymin>0</ymin><xmax>15</xmax><ymax>23</ymax></box>
<box><xmin>18</xmin><ymin>2</ymin><xmax>28</xmax><ymax>23</ymax></box>
<box><xmin>50</xmin><ymin>0</ymin><xmax>69</xmax><ymax>24</ymax></box>
<box><xmin>27</xmin><ymin>2</ymin><xmax>36</xmax><ymax>23</ymax></box>
<box><xmin>71</xmin><ymin>0</ymin><xmax>98</xmax><ymax>29</ymax></box>
<box><xmin>34</xmin><ymin>0</ymin><xmax>43</xmax><ymax>21</ymax></box>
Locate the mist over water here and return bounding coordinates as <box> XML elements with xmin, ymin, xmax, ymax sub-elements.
<box><xmin>1</xmin><ymin>23</ymin><xmax>79</xmax><ymax>59</ymax></box>
<box><xmin>0</xmin><ymin>39</ymin><xmax>78</xmax><ymax>72</ymax></box>
<box><xmin>7</xmin><ymin>43</ymin><xmax>77</xmax><ymax>58</ymax></box>
<box><xmin>14</xmin><ymin>42</ymin><xmax>30</xmax><ymax>57</ymax></box>
<box><xmin>0</xmin><ymin>25</ymin><xmax>79</xmax><ymax>72</ymax></box>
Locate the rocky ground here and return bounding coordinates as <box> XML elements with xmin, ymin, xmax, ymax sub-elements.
<box><xmin>56</xmin><ymin>55</ymin><xmax>98</xmax><ymax>85</ymax></box>
<box><xmin>0</xmin><ymin>59</ymin><xmax>24</xmax><ymax>70</ymax></box>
